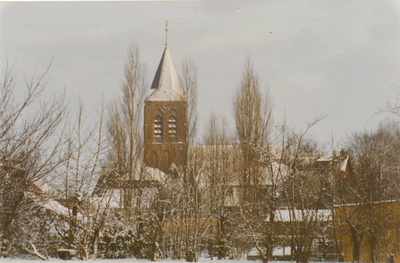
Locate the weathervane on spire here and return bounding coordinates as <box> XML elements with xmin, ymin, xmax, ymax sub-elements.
<box><xmin>165</xmin><ymin>20</ymin><xmax>168</xmax><ymax>47</ymax></box>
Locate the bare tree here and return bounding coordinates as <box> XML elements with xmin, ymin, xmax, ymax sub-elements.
<box><xmin>233</xmin><ymin>58</ymin><xmax>273</xmax><ymax>203</ymax></box>
<box><xmin>180</xmin><ymin>58</ymin><xmax>198</xmax><ymax>146</ymax></box>
<box><xmin>384</xmin><ymin>88</ymin><xmax>400</xmax><ymax>118</ymax></box>
<box><xmin>106</xmin><ymin>44</ymin><xmax>148</xmax><ymax>213</ymax></box>
<box><xmin>157</xmin><ymin>146</ymin><xmax>207</xmax><ymax>262</ymax></box>
<box><xmin>0</xmin><ymin>62</ymin><xmax>67</xmax><ymax>258</ymax></box>
<box><xmin>231</xmin><ymin>59</ymin><xmax>276</xmax><ymax>261</ymax></box>
<box><xmin>203</xmin><ymin>113</ymin><xmax>235</xmax><ymax>259</ymax></box>
<box><xmin>104</xmin><ymin>44</ymin><xmax>165</xmax><ymax>261</ymax></box>
<box><xmin>279</xmin><ymin>120</ymin><xmax>331</xmax><ymax>263</ymax></box>
<box><xmin>59</xmin><ymin>99</ymin><xmax>111</xmax><ymax>260</ymax></box>
<box><xmin>238</xmin><ymin>116</ymin><xmax>328</xmax><ymax>263</ymax></box>
<box><xmin>184</xmin><ymin>147</ymin><xmax>205</xmax><ymax>262</ymax></box>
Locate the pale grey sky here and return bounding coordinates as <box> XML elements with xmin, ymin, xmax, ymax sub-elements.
<box><xmin>1</xmin><ymin>1</ymin><xmax>399</xmax><ymax>149</ymax></box>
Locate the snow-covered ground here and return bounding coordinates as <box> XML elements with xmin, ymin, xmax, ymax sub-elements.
<box><xmin>0</xmin><ymin>259</ymin><xmax>233</xmax><ymax>263</ymax></box>
<box><xmin>0</xmin><ymin>259</ymin><xmax>207</xmax><ymax>263</ymax></box>
<box><xmin>0</xmin><ymin>259</ymin><xmax>326</xmax><ymax>263</ymax></box>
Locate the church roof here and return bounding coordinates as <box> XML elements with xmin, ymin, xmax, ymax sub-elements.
<box><xmin>147</xmin><ymin>47</ymin><xmax>186</xmax><ymax>102</ymax></box>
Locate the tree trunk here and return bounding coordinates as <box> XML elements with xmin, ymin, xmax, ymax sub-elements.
<box><xmin>351</xmin><ymin>229</ymin><xmax>361</xmax><ymax>263</ymax></box>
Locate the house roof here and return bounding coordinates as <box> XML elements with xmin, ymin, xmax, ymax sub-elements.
<box><xmin>269</xmin><ymin>209</ymin><xmax>332</xmax><ymax>222</ymax></box>
<box><xmin>147</xmin><ymin>47</ymin><xmax>185</xmax><ymax>102</ymax></box>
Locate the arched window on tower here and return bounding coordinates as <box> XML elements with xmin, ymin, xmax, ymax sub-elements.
<box><xmin>154</xmin><ymin>116</ymin><xmax>162</xmax><ymax>137</ymax></box>
<box><xmin>168</xmin><ymin>116</ymin><xmax>177</xmax><ymax>137</ymax></box>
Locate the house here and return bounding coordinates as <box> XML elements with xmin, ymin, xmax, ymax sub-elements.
<box><xmin>335</xmin><ymin>199</ymin><xmax>400</xmax><ymax>263</ymax></box>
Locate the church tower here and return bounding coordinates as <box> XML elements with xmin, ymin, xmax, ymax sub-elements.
<box><xmin>144</xmin><ymin>43</ymin><xmax>187</xmax><ymax>173</ymax></box>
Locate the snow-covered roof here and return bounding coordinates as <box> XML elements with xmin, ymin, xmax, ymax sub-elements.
<box><xmin>334</xmin><ymin>199</ymin><xmax>400</xmax><ymax>207</ymax></box>
<box><xmin>273</xmin><ymin>246</ymin><xmax>291</xmax><ymax>256</ymax></box>
<box><xmin>24</xmin><ymin>190</ymin><xmax>71</xmax><ymax>217</ymax></box>
<box><xmin>248</xmin><ymin>246</ymin><xmax>291</xmax><ymax>256</ymax></box>
<box><xmin>41</xmin><ymin>199</ymin><xmax>70</xmax><ymax>216</ymax></box>
<box><xmin>26</xmin><ymin>178</ymin><xmax>63</xmax><ymax>201</ymax></box>
<box><xmin>36</xmin><ymin>178</ymin><xmax>62</xmax><ymax>198</ymax></box>
<box><xmin>146</xmin><ymin>47</ymin><xmax>185</xmax><ymax>102</ymax></box>
<box><xmin>92</xmin><ymin>189</ymin><xmax>123</xmax><ymax>210</ymax></box>
<box><xmin>268</xmin><ymin>209</ymin><xmax>332</xmax><ymax>222</ymax></box>
<box><xmin>340</xmin><ymin>155</ymin><xmax>349</xmax><ymax>172</ymax></box>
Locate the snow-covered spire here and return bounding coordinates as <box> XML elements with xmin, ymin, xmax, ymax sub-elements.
<box><xmin>147</xmin><ymin>46</ymin><xmax>185</xmax><ymax>101</ymax></box>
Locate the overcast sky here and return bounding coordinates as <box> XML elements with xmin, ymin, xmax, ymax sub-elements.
<box><xmin>1</xmin><ymin>1</ymin><xmax>399</xmax><ymax>150</ymax></box>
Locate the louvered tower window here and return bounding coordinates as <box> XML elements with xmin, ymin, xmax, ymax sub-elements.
<box><xmin>168</xmin><ymin>116</ymin><xmax>177</xmax><ymax>137</ymax></box>
<box><xmin>154</xmin><ymin>116</ymin><xmax>162</xmax><ymax>137</ymax></box>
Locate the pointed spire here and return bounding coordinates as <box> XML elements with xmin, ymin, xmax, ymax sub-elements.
<box><xmin>147</xmin><ymin>47</ymin><xmax>185</xmax><ymax>102</ymax></box>
<box><xmin>147</xmin><ymin>22</ymin><xmax>185</xmax><ymax>101</ymax></box>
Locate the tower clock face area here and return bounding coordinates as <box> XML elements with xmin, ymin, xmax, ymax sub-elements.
<box><xmin>144</xmin><ymin>101</ymin><xmax>186</xmax><ymax>144</ymax></box>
